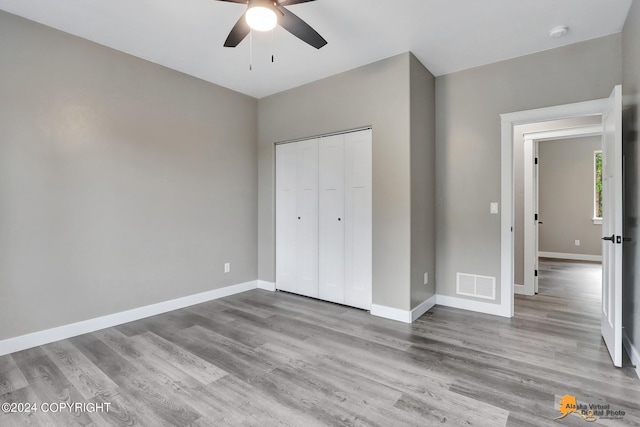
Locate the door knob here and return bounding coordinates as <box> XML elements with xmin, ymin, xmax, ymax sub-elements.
<box><xmin>338</xmin><ymin>218</ymin><xmax>341</xmax><ymax>221</ymax></box>
<box><xmin>602</xmin><ymin>234</ymin><xmax>615</xmax><ymax>242</ymax></box>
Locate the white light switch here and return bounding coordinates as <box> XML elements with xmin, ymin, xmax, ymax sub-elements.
<box><xmin>224</xmin><ymin>263</ymin><xmax>230</xmax><ymax>273</ymax></box>
<box><xmin>424</xmin><ymin>272</ymin><xmax>429</xmax><ymax>285</ymax></box>
<box><xmin>490</xmin><ymin>202</ymin><xmax>499</xmax><ymax>214</ymax></box>
<box><xmin>575</xmin><ymin>240</ymin><xmax>580</xmax><ymax>246</ymax></box>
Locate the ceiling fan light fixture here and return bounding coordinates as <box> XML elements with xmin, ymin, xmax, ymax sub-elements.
<box><xmin>246</xmin><ymin>3</ymin><xmax>277</xmax><ymax>32</ymax></box>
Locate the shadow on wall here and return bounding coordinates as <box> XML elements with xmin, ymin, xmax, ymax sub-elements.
<box><xmin>623</xmin><ymin>103</ymin><xmax>637</xmax><ymax>338</ymax></box>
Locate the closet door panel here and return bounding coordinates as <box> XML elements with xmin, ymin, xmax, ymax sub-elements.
<box><xmin>344</xmin><ymin>130</ymin><xmax>373</xmax><ymax>309</ymax></box>
<box><xmin>295</xmin><ymin>139</ymin><xmax>319</xmax><ymax>298</ymax></box>
<box><xmin>319</xmin><ymin>135</ymin><xmax>345</xmax><ymax>304</ymax></box>
<box><xmin>275</xmin><ymin>143</ymin><xmax>298</xmax><ymax>293</ymax></box>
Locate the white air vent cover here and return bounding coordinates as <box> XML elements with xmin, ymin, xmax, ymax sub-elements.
<box><xmin>456</xmin><ymin>273</ymin><xmax>496</xmax><ymax>300</ymax></box>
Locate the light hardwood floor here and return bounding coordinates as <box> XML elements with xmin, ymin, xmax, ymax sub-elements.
<box><xmin>1</xmin><ymin>259</ymin><xmax>639</xmax><ymax>426</ymax></box>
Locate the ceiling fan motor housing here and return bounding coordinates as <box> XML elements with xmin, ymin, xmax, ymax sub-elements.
<box><xmin>248</xmin><ymin>0</ymin><xmax>278</xmax><ymax>10</ymax></box>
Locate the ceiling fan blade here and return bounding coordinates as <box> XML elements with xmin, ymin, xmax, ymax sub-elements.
<box><xmin>277</xmin><ymin>0</ymin><xmax>317</xmax><ymax>5</ymax></box>
<box><xmin>224</xmin><ymin>12</ymin><xmax>250</xmax><ymax>47</ymax></box>
<box><xmin>277</xmin><ymin>6</ymin><xmax>327</xmax><ymax>49</ymax></box>
<box><xmin>215</xmin><ymin>0</ymin><xmax>247</xmax><ymax>3</ymax></box>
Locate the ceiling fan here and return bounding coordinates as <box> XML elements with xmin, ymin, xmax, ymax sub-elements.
<box><xmin>216</xmin><ymin>0</ymin><xmax>327</xmax><ymax>49</ymax></box>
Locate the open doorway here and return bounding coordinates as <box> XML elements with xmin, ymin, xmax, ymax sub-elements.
<box><xmin>515</xmin><ymin>123</ymin><xmax>605</xmax><ymax>351</ymax></box>
<box><xmin>516</xmin><ymin>119</ymin><xmax>603</xmax><ymax>296</ymax></box>
<box><xmin>534</xmin><ymin>136</ymin><xmax>604</xmax><ymax>309</ymax></box>
<box><xmin>500</xmin><ymin>86</ymin><xmax>624</xmax><ymax>367</ymax></box>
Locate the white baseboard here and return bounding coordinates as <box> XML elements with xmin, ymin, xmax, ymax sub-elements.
<box><xmin>412</xmin><ymin>294</ymin><xmax>437</xmax><ymax>322</ymax></box>
<box><xmin>623</xmin><ymin>330</ymin><xmax>640</xmax><ymax>379</ymax></box>
<box><xmin>538</xmin><ymin>251</ymin><xmax>602</xmax><ymax>262</ymax></box>
<box><xmin>436</xmin><ymin>294</ymin><xmax>511</xmax><ymax>318</ymax></box>
<box><xmin>514</xmin><ymin>283</ymin><xmax>535</xmax><ymax>296</ymax></box>
<box><xmin>370</xmin><ymin>294</ymin><xmax>437</xmax><ymax>324</ymax></box>
<box><xmin>0</xmin><ymin>280</ymin><xmax>258</xmax><ymax>357</ymax></box>
<box><xmin>370</xmin><ymin>304</ymin><xmax>412</xmax><ymax>323</ymax></box>
<box><xmin>257</xmin><ymin>280</ymin><xmax>276</xmax><ymax>291</ymax></box>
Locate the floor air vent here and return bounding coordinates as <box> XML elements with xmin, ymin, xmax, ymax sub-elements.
<box><xmin>456</xmin><ymin>273</ymin><xmax>496</xmax><ymax>300</ymax></box>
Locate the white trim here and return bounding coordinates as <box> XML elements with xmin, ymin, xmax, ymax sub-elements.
<box><xmin>371</xmin><ymin>295</ymin><xmax>438</xmax><ymax>324</ymax></box>
<box><xmin>436</xmin><ymin>295</ymin><xmax>511</xmax><ymax>318</ymax></box>
<box><xmin>0</xmin><ymin>280</ymin><xmax>258</xmax><ymax>357</ymax></box>
<box><xmin>538</xmin><ymin>251</ymin><xmax>602</xmax><ymax>262</ymax></box>
<box><xmin>370</xmin><ymin>304</ymin><xmax>412</xmax><ymax>323</ymax></box>
<box><xmin>500</xmin><ymin>99</ymin><xmax>607</xmax><ymax>124</ymax></box>
<box><xmin>523</xmin><ymin>138</ymin><xmax>536</xmax><ymax>296</ymax></box>
<box><xmin>501</xmin><ymin>120</ymin><xmax>515</xmax><ymax>317</ymax></box>
<box><xmin>514</xmin><ymin>283</ymin><xmax>529</xmax><ymax>295</ymax></box>
<box><xmin>275</xmin><ymin>125</ymin><xmax>372</xmax><ymax>146</ymax></box>
<box><xmin>522</xmin><ymin>124</ymin><xmax>603</xmax><ymax>142</ymax></box>
<box><xmin>411</xmin><ymin>294</ymin><xmax>437</xmax><ymax>322</ymax></box>
<box><xmin>623</xmin><ymin>330</ymin><xmax>640</xmax><ymax>379</ymax></box>
<box><xmin>257</xmin><ymin>280</ymin><xmax>276</xmax><ymax>291</ymax></box>
<box><xmin>501</xmin><ymin>97</ymin><xmax>609</xmax><ymax>318</ymax></box>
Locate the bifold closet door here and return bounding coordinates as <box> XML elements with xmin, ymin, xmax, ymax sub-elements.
<box><xmin>294</xmin><ymin>139</ymin><xmax>319</xmax><ymax>298</ymax></box>
<box><xmin>319</xmin><ymin>135</ymin><xmax>346</xmax><ymax>304</ymax></box>
<box><xmin>278</xmin><ymin>129</ymin><xmax>371</xmax><ymax>309</ymax></box>
<box><xmin>275</xmin><ymin>139</ymin><xmax>318</xmax><ymax>297</ymax></box>
<box><xmin>344</xmin><ymin>129</ymin><xmax>372</xmax><ymax>309</ymax></box>
<box><xmin>275</xmin><ymin>143</ymin><xmax>297</xmax><ymax>293</ymax></box>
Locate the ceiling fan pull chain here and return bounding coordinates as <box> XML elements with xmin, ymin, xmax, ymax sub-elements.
<box><xmin>271</xmin><ymin>28</ymin><xmax>275</xmax><ymax>63</ymax></box>
<box><xmin>249</xmin><ymin>29</ymin><xmax>253</xmax><ymax>71</ymax></box>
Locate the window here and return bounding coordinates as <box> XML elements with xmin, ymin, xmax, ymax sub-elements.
<box><xmin>594</xmin><ymin>150</ymin><xmax>602</xmax><ymax>224</ymax></box>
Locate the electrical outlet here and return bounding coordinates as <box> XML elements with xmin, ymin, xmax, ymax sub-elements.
<box><xmin>575</xmin><ymin>240</ymin><xmax>580</xmax><ymax>246</ymax></box>
<box><xmin>490</xmin><ymin>202</ymin><xmax>499</xmax><ymax>214</ymax></box>
<box><xmin>424</xmin><ymin>272</ymin><xmax>429</xmax><ymax>285</ymax></box>
<box><xmin>224</xmin><ymin>263</ymin><xmax>230</xmax><ymax>273</ymax></box>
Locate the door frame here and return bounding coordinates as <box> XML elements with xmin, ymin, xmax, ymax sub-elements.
<box><xmin>500</xmin><ymin>98</ymin><xmax>609</xmax><ymax>317</ymax></box>
<box><xmin>520</xmin><ymin>125</ymin><xmax>604</xmax><ymax>296</ymax></box>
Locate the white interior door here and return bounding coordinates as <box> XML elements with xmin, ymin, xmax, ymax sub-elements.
<box><xmin>319</xmin><ymin>134</ymin><xmax>345</xmax><ymax>304</ymax></box>
<box><xmin>295</xmin><ymin>139</ymin><xmax>319</xmax><ymax>298</ymax></box>
<box><xmin>601</xmin><ymin>85</ymin><xmax>623</xmax><ymax>368</ymax></box>
<box><xmin>275</xmin><ymin>143</ymin><xmax>298</xmax><ymax>293</ymax></box>
<box><xmin>533</xmin><ymin>141</ymin><xmax>540</xmax><ymax>294</ymax></box>
<box><xmin>344</xmin><ymin>130</ymin><xmax>372</xmax><ymax>310</ymax></box>
<box><xmin>521</xmin><ymin>139</ymin><xmax>536</xmax><ymax>296</ymax></box>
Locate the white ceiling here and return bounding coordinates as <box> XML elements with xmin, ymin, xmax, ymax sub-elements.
<box><xmin>0</xmin><ymin>0</ymin><xmax>632</xmax><ymax>98</ymax></box>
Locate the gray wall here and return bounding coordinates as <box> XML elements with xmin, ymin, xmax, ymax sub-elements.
<box><xmin>258</xmin><ymin>52</ymin><xmax>436</xmax><ymax>311</ymax></box>
<box><xmin>0</xmin><ymin>11</ymin><xmax>258</xmax><ymax>341</ymax></box>
<box><xmin>513</xmin><ymin>117</ymin><xmax>601</xmax><ymax>284</ymax></box>
<box><xmin>435</xmin><ymin>35</ymin><xmax>621</xmax><ymax>305</ymax></box>
<box><xmin>538</xmin><ymin>137</ymin><xmax>602</xmax><ymax>256</ymax></box>
<box><xmin>409</xmin><ymin>54</ymin><xmax>436</xmax><ymax>308</ymax></box>
<box><xmin>622</xmin><ymin>0</ymin><xmax>640</xmax><ymax>367</ymax></box>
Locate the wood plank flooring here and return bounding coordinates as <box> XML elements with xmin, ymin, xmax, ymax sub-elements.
<box><xmin>1</xmin><ymin>259</ymin><xmax>639</xmax><ymax>426</ymax></box>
